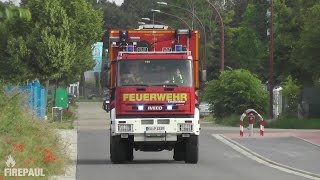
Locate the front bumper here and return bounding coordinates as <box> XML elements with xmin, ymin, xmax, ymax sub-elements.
<box><xmin>110</xmin><ymin>108</ymin><xmax>200</xmax><ymax>142</ymax></box>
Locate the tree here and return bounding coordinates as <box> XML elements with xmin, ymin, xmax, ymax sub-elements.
<box><xmin>293</xmin><ymin>4</ymin><xmax>320</xmax><ymax>83</ymax></box>
<box><xmin>225</xmin><ymin>3</ymin><xmax>267</xmax><ymax>79</ymax></box>
<box><xmin>0</xmin><ymin>0</ymin><xmax>103</xmax><ymax>84</ymax></box>
<box><xmin>61</xmin><ymin>0</ymin><xmax>103</xmax><ymax>84</ymax></box>
<box><xmin>273</xmin><ymin>0</ymin><xmax>320</xmax><ymax>85</ymax></box>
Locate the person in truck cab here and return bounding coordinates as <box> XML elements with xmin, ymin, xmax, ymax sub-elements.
<box><xmin>123</xmin><ymin>66</ymin><xmax>143</xmax><ymax>84</ymax></box>
<box><xmin>171</xmin><ymin>68</ymin><xmax>184</xmax><ymax>85</ymax></box>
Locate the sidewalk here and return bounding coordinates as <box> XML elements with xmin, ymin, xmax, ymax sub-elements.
<box><xmin>49</xmin><ymin>129</ymin><xmax>77</xmax><ymax>180</ymax></box>
<box><xmin>202</xmin><ymin>121</ymin><xmax>320</xmax><ymax>142</ymax></box>
<box><xmin>214</xmin><ymin>124</ymin><xmax>320</xmax><ymax>177</ymax></box>
<box><xmin>222</xmin><ymin>129</ymin><xmax>320</xmax><ymax>146</ymax></box>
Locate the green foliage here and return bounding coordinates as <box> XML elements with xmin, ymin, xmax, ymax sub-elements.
<box><xmin>226</xmin><ymin>26</ymin><xmax>266</xmax><ymax>73</ymax></box>
<box><xmin>266</xmin><ymin>115</ymin><xmax>320</xmax><ymax>129</ymax></box>
<box><xmin>2</xmin><ymin>0</ymin><xmax>320</xmax><ymax>86</ymax></box>
<box><xmin>225</xmin><ymin>2</ymin><xmax>267</xmax><ymax>79</ymax></box>
<box><xmin>204</xmin><ymin>69</ymin><xmax>268</xmax><ymax>118</ymax></box>
<box><xmin>0</xmin><ymin>0</ymin><xmax>103</xmax><ymax>84</ymax></box>
<box><xmin>0</xmin><ymin>84</ymin><xmax>69</xmax><ymax>177</ymax></box>
<box><xmin>274</xmin><ymin>0</ymin><xmax>320</xmax><ymax>85</ymax></box>
<box><xmin>293</xmin><ymin>4</ymin><xmax>320</xmax><ymax>82</ymax></box>
<box><xmin>215</xmin><ymin>114</ymin><xmax>240</xmax><ymax>127</ymax></box>
<box><xmin>61</xmin><ymin>0</ymin><xmax>103</xmax><ymax>84</ymax></box>
<box><xmin>281</xmin><ymin>75</ymin><xmax>301</xmax><ymax>114</ymax></box>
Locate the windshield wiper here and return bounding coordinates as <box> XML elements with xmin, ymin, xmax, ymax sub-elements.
<box><xmin>122</xmin><ymin>84</ymin><xmax>149</xmax><ymax>87</ymax></box>
<box><xmin>153</xmin><ymin>83</ymin><xmax>179</xmax><ymax>87</ymax></box>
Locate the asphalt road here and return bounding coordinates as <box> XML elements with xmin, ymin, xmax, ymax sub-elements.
<box><xmin>76</xmin><ymin>102</ymin><xmax>309</xmax><ymax>180</ymax></box>
<box><xmin>233</xmin><ymin>137</ymin><xmax>320</xmax><ymax>175</ymax></box>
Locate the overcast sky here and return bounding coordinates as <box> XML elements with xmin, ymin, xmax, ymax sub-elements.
<box><xmin>1</xmin><ymin>0</ymin><xmax>20</xmax><ymax>6</ymax></box>
<box><xmin>106</xmin><ymin>0</ymin><xmax>123</xmax><ymax>6</ymax></box>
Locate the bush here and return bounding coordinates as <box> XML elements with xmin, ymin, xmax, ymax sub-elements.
<box><xmin>204</xmin><ymin>69</ymin><xmax>268</xmax><ymax>118</ymax></box>
<box><xmin>281</xmin><ymin>75</ymin><xmax>301</xmax><ymax>115</ymax></box>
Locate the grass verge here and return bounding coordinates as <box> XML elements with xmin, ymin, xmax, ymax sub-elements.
<box><xmin>265</xmin><ymin>115</ymin><xmax>320</xmax><ymax>129</ymax></box>
<box><xmin>47</xmin><ymin>103</ymin><xmax>78</xmax><ymax>129</ymax></box>
<box><xmin>0</xmin><ymin>89</ymin><xmax>70</xmax><ymax>179</ymax></box>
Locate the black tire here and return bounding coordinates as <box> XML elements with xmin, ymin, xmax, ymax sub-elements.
<box><xmin>185</xmin><ymin>135</ymin><xmax>199</xmax><ymax>164</ymax></box>
<box><xmin>126</xmin><ymin>146</ymin><xmax>134</xmax><ymax>161</ymax></box>
<box><xmin>110</xmin><ymin>135</ymin><xmax>127</xmax><ymax>163</ymax></box>
<box><xmin>173</xmin><ymin>142</ymin><xmax>185</xmax><ymax>161</ymax></box>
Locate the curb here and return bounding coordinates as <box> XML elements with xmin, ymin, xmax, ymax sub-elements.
<box><xmin>212</xmin><ymin>134</ymin><xmax>320</xmax><ymax>180</ymax></box>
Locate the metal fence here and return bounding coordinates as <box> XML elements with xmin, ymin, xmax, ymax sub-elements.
<box><xmin>5</xmin><ymin>80</ymin><xmax>46</xmax><ymax>119</ymax></box>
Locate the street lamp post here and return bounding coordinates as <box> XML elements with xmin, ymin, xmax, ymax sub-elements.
<box><xmin>141</xmin><ymin>17</ymin><xmax>173</xmax><ymax>29</ymax></box>
<box><xmin>138</xmin><ymin>21</ymin><xmax>146</xmax><ymax>25</ymax></box>
<box><xmin>151</xmin><ymin>9</ymin><xmax>160</xmax><ymax>26</ymax></box>
<box><xmin>150</xmin><ymin>10</ymin><xmax>191</xmax><ymax>30</ymax></box>
<box><xmin>206</xmin><ymin>0</ymin><xmax>225</xmax><ymax>71</ymax></box>
<box><xmin>157</xmin><ymin>2</ymin><xmax>207</xmax><ymax>70</ymax></box>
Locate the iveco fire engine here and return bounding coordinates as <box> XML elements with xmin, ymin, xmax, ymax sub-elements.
<box><xmin>106</xmin><ymin>24</ymin><xmax>205</xmax><ymax>164</ymax></box>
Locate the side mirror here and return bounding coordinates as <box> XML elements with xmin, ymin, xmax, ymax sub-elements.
<box><xmin>104</xmin><ymin>62</ymin><xmax>110</xmax><ymax>71</ymax></box>
<box><xmin>200</xmin><ymin>70</ymin><xmax>207</xmax><ymax>82</ymax></box>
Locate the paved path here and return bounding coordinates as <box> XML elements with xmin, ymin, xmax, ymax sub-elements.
<box><xmin>76</xmin><ymin>102</ymin><xmax>313</xmax><ymax>180</ymax></box>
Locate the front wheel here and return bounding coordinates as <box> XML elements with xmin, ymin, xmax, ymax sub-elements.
<box><xmin>110</xmin><ymin>135</ymin><xmax>127</xmax><ymax>163</ymax></box>
<box><xmin>126</xmin><ymin>146</ymin><xmax>134</xmax><ymax>161</ymax></box>
<box><xmin>173</xmin><ymin>142</ymin><xmax>185</xmax><ymax>161</ymax></box>
<box><xmin>185</xmin><ymin>135</ymin><xmax>199</xmax><ymax>164</ymax></box>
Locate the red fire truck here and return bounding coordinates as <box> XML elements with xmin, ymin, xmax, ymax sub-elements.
<box><xmin>106</xmin><ymin>24</ymin><xmax>205</xmax><ymax>164</ymax></box>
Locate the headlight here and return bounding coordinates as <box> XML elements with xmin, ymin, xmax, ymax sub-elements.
<box><xmin>166</xmin><ymin>105</ymin><xmax>173</xmax><ymax>110</ymax></box>
<box><xmin>105</xmin><ymin>100</ymin><xmax>109</xmax><ymax>103</ymax></box>
<box><xmin>118</xmin><ymin>124</ymin><xmax>133</xmax><ymax>132</ymax></box>
<box><xmin>138</xmin><ymin>105</ymin><xmax>144</xmax><ymax>111</ymax></box>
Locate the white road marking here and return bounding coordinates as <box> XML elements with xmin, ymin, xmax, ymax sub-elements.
<box><xmin>212</xmin><ymin>134</ymin><xmax>320</xmax><ymax>180</ymax></box>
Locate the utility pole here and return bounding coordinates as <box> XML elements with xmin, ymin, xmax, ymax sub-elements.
<box><xmin>268</xmin><ymin>0</ymin><xmax>274</xmax><ymax>119</ymax></box>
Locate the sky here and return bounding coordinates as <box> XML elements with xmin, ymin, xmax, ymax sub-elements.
<box><xmin>105</xmin><ymin>0</ymin><xmax>123</xmax><ymax>6</ymax></box>
<box><xmin>1</xmin><ymin>0</ymin><xmax>20</xmax><ymax>6</ymax></box>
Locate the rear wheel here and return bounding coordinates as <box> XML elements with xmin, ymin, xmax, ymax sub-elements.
<box><xmin>110</xmin><ymin>135</ymin><xmax>127</xmax><ymax>163</ymax></box>
<box><xmin>185</xmin><ymin>135</ymin><xmax>199</xmax><ymax>164</ymax></box>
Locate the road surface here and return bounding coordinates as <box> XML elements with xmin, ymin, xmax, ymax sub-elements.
<box><xmin>76</xmin><ymin>102</ymin><xmax>319</xmax><ymax>180</ymax></box>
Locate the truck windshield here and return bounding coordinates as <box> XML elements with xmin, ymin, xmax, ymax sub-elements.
<box><xmin>118</xmin><ymin>60</ymin><xmax>193</xmax><ymax>87</ymax></box>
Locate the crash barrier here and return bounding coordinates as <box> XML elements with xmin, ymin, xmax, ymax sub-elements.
<box><xmin>240</xmin><ymin>109</ymin><xmax>264</xmax><ymax>137</ymax></box>
<box><xmin>5</xmin><ymin>80</ymin><xmax>46</xmax><ymax>119</ymax></box>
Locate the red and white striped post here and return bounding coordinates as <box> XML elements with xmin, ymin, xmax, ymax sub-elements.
<box><xmin>240</xmin><ymin>120</ymin><xmax>244</xmax><ymax>136</ymax></box>
<box><xmin>260</xmin><ymin>118</ymin><xmax>264</xmax><ymax>136</ymax></box>
<box><xmin>240</xmin><ymin>109</ymin><xmax>264</xmax><ymax>137</ymax></box>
